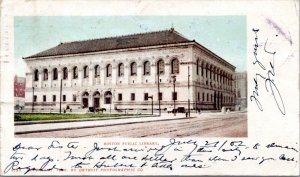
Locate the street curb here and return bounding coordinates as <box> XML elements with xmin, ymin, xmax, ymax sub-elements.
<box><xmin>15</xmin><ymin>114</ymin><xmax>157</xmax><ymax>125</ymax></box>
<box><xmin>15</xmin><ymin>116</ymin><xmax>196</xmax><ymax>134</ymax></box>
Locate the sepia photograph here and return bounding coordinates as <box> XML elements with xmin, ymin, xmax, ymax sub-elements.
<box><xmin>13</xmin><ymin>16</ymin><xmax>247</xmax><ymax>138</ymax></box>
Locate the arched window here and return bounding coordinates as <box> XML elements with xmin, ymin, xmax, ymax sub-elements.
<box><xmin>53</xmin><ymin>68</ymin><xmax>58</xmax><ymax>80</ymax></box>
<box><xmin>106</xmin><ymin>64</ymin><xmax>112</xmax><ymax>77</ymax></box>
<box><xmin>34</xmin><ymin>69</ymin><xmax>39</xmax><ymax>81</ymax></box>
<box><xmin>73</xmin><ymin>66</ymin><xmax>78</xmax><ymax>79</ymax></box>
<box><xmin>83</xmin><ymin>65</ymin><xmax>89</xmax><ymax>78</ymax></box>
<box><xmin>62</xmin><ymin>67</ymin><xmax>68</xmax><ymax>80</ymax></box>
<box><xmin>171</xmin><ymin>58</ymin><xmax>179</xmax><ymax>74</ymax></box>
<box><xmin>118</xmin><ymin>63</ymin><xmax>124</xmax><ymax>77</ymax></box>
<box><xmin>43</xmin><ymin>69</ymin><xmax>48</xmax><ymax>81</ymax></box>
<box><xmin>93</xmin><ymin>91</ymin><xmax>100</xmax><ymax>108</ymax></box>
<box><xmin>144</xmin><ymin>61</ymin><xmax>150</xmax><ymax>75</ymax></box>
<box><xmin>157</xmin><ymin>59</ymin><xmax>164</xmax><ymax>75</ymax></box>
<box><xmin>130</xmin><ymin>62</ymin><xmax>137</xmax><ymax>76</ymax></box>
<box><xmin>94</xmin><ymin>65</ymin><xmax>100</xmax><ymax>78</ymax></box>
<box><xmin>104</xmin><ymin>91</ymin><xmax>112</xmax><ymax>104</ymax></box>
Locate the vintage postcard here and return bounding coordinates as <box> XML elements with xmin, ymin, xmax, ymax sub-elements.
<box><xmin>0</xmin><ymin>0</ymin><xmax>299</xmax><ymax>176</ymax></box>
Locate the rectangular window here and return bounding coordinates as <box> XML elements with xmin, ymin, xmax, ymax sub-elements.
<box><xmin>63</xmin><ymin>95</ymin><xmax>66</xmax><ymax>102</ymax></box>
<box><xmin>73</xmin><ymin>94</ymin><xmax>77</xmax><ymax>102</ymax></box>
<box><xmin>52</xmin><ymin>95</ymin><xmax>56</xmax><ymax>102</ymax></box>
<box><xmin>33</xmin><ymin>95</ymin><xmax>37</xmax><ymax>102</ymax></box>
<box><xmin>198</xmin><ymin>92</ymin><xmax>200</xmax><ymax>101</ymax></box>
<box><xmin>144</xmin><ymin>93</ymin><xmax>148</xmax><ymax>101</ymax></box>
<box><xmin>207</xmin><ymin>93</ymin><xmax>209</xmax><ymax>101</ymax></box>
<box><xmin>131</xmin><ymin>93</ymin><xmax>135</xmax><ymax>101</ymax></box>
<box><xmin>172</xmin><ymin>92</ymin><xmax>177</xmax><ymax>101</ymax></box>
<box><xmin>43</xmin><ymin>95</ymin><xmax>46</xmax><ymax>102</ymax></box>
<box><xmin>158</xmin><ymin>92</ymin><xmax>162</xmax><ymax>100</ymax></box>
<box><xmin>202</xmin><ymin>93</ymin><xmax>204</xmax><ymax>101</ymax></box>
<box><xmin>118</xmin><ymin>93</ymin><xmax>122</xmax><ymax>101</ymax></box>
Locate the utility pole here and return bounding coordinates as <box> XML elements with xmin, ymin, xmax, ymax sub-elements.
<box><xmin>32</xmin><ymin>86</ymin><xmax>34</xmax><ymax>113</ymax></box>
<box><xmin>151</xmin><ymin>96</ymin><xmax>153</xmax><ymax>115</ymax></box>
<box><xmin>172</xmin><ymin>75</ymin><xmax>176</xmax><ymax>116</ymax></box>
<box><xmin>157</xmin><ymin>67</ymin><xmax>161</xmax><ymax>116</ymax></box>
<box><xmin>195</xmin><ymin>80</ymin><xmax>197</xmax><ymax>112</ymax></box>
<box><xmin>148</xmin><ymin>95</ymin><xmax>153</xmax><ymax>115</ymax></box>
<box><xmin>59</xmin><ymin>79</ymin><xmax>62</xmax><ymax>114</ymax></box>
<box><xmin>188</xmin><ymin>66</ymin><xmax>191</xmax><ymax>117</ymax></box>
<box><xmin>110</xmin><ymin>99</ymin><xmax>112</xmax><ymax>113</ymax></box>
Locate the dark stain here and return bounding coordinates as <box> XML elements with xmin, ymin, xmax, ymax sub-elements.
<box><xmin>265</xmin><ymin>18</ymin><xmax>293</xmax><ymax>45</ymax></box>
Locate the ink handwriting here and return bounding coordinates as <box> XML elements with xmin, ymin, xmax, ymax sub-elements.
<box><xmin>3</xmin><ymin>139</ymin><xmax>298</xmax><ymax>174</ymax></box>
<box><xmin>250</xmin><ymin>28</ymin><xmax>286</xmax><ymax>115</ymax></box>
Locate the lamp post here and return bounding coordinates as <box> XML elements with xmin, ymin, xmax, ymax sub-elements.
<box><xmin>148</xmin><ymin>95</ymin><xmax>153</xmax><ymax>115</ymax></box>
<box><xmin>171</xmin><ymin>75</ymin><xmax>176</xmax><ymax>116</ymax></box>
<box><xmin>59</xmin><ymin>79</ymin><xmax>62</xmax><ymax>114</ymax></box>
<box><xmin>32</xmin><ymin>86</ymin><xmax>34</xmax><ymax>113</ymax></box>
<box><xmin>188</xmin><ymin>66</ymin><xmax>190</xmax><ymax>117</ymax></box>
<box><xmin>157</xmin><ymin>68</ymin><xmax>161</xmax><ymax>116</ymax></box>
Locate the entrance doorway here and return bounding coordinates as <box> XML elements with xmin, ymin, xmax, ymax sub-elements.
<box><xmin>93</xmin><ymin>91</ymin><xmax>100</xmax><ymax>109</ymax></box>
<box><xmin>82</xmin><ymin>92</ymin><xmax>89</xmax><ymax>108</ymax></box>
<box><xmin>104</xmin><ymin>91</ymin><xmax>112</xmax><ymax>104</ymax></box>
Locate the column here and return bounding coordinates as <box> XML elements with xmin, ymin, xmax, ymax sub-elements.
<box><xmin>78</xmin><ymin>68</ymin><xmax>83</xmax><ymax>87</ymax></box>
<box><xmin>68</xmin><ymin>69</ymin><xmax>72</xmax><ymax>87</ymax></box>
<box><xmin>49</xmin><ymin>70</ymin><xmax>52</xmax><ymax>88</ymax></box>
<box><xmin>124</xmin><ymin>64</ymin><xmax>129</xmax><ymax>85</ymax></box>
<box><xmin>89</xmin><ymin>66</ymin><xmax>93</xmax><ymax>86</ymax></box>
<box><xmin>137</xmin><ymin>64</ymin><xmax>142</xmax><ymax>84</ymax></box>
<box><xmin>88</xmin><ymin>91</ymin><xmax>93</xmax><ymax>107</ymax></box>
<box><xmin>100</xmin><ymin>65</ymin><xmax>105</xmax><ymax>86</ymax></box>
<box><xmin>112</xmin><ymin>64</ymin><xmax>117</xmax><ymax>85</ymax></box>
<box><xmin>150</xmin><ymin>63</ymin><xmax>156</xmax><ymax>83</ymax></box>
<box><xmin>38</xmin><ymin>72</ymin><xmax>42</xmax><ymax>88</ymax></box>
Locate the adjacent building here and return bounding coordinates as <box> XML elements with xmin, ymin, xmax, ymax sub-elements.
<box><xmin>23</xmin><ymin>28</ymin><xmax>236</xmax><ymax>113</ymax></box>
<box><xmin>234</xmin><ymin>72</ymin><xmax>247</xmax><ymax>110</ymax></box>
<box><xmin>14</xmin><ymin>76</ymin><xmax>26</xmax><ymax>110</ymax></box>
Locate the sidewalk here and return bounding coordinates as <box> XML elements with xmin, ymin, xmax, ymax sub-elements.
<box><xmin>15</xmin><ymin>113</ymin><xmax>194</xmax><ymax>134</ymax></box>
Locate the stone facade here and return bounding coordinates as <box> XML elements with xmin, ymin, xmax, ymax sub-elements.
<box><xmin>24</xmin><ymin>29</ymin><xmax>236</xmax><ymax>113</ymax></box>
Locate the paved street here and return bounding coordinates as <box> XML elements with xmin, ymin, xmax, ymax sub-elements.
<box><xmin>16</xmin><ymin>112</ymin><xmax>247</xmax><ymax>138</ymax></box>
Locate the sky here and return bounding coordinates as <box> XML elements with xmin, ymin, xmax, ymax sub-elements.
<box><xmin>14</xmin><ymin>16</ymin><xmax>246</xmax><ymax>77</ymax></box>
